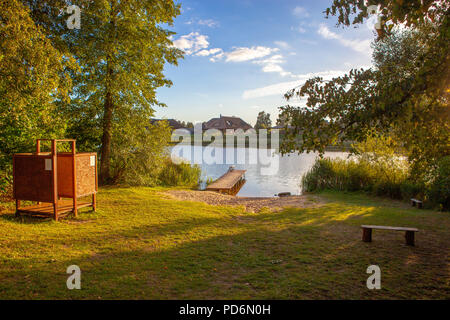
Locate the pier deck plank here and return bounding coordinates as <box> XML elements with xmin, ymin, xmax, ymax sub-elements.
<box><xmin>206</xmin><ymin>170</ymin><xmax>246</xmax><ymax>192</ymax></box>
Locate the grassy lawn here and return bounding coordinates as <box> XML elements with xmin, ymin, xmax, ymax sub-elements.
<box><xmin>0</xmin><ymin>187</ymin><xmax>448</xmax><ymax>299</ymax></box>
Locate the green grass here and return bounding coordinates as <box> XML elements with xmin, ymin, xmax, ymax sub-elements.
<box><xmin>0</xmin><ymin>187</ymin><xmax>448</xmax><ymax>299</ymax></box>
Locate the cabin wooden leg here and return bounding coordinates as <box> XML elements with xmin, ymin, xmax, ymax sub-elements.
<box><xmin>92</xmin><ymin>193</ymin><xmax>96</xmax><ymax>212</ymax></box>
<box><xmin>15</xmin><ymin>200</ymin><xmax>20</xmax><ymax>217</ymax></box>
<box><xmin>73</xmin><ymin>201</ymin><xmax>78</xmax><ymax>217</ymax></box>
<box><xmin>362</xmin><ymin>228</ymin><xmax>372</xmax><ymax>242</ymax></box>
<box><xmin>73</xmin><ymin>195</ymin><xmax>78</xmax><ymax>217</ymax></box>
<box><xmin>405</xmin><ymin>231</ymin><xmax>415</xmax><ymax>246</ymax></box>
<box><xmin>53</xmin><ymin>203</ymin><xmax>59</xmax><ymax>222</ymax></box>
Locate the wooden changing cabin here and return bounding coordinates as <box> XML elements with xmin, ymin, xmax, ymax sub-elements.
<box><xmin>13</xmin><ymin>139</ymin><xmax>97</xmax><ymax>221</ymax></box>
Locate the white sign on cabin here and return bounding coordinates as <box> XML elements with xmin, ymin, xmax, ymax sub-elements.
<box><xmin>45</xmin><ymin>159</ymin><xmax>52</xmax><ymax>171</ymax></box>
<box><xmin>90</xmin><ymin>155</ymin><xmax>96</xmax><ymax>166</ymax></box>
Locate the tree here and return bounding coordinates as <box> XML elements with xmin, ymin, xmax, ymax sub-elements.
<box><xmin>255</xmin><ymin>111</ymin><xmax>272</xmax><ymax>130</ymax></box>
<box><xmin>62</xmin><ymin>0</ymin><xmax>183</xmax><ymax>184</ymax></box>
<box><xmin>109</xmin><ymin>111</ymin><xmax>172</xmax><ymax>185</ymax></box>
<box><xmin>326</xmin><ymin>0</ymin><xmax>444</xmax><ymax>33</ymax></box>
<box><xmin>0</xmin><ymin>0</ymin><xmax>73</xmax><ymax>169</ymax></box>
<box><xmin>279</xmin><ymin>1</ymin><xmax>449</xmax><ymax>177</ymax></box>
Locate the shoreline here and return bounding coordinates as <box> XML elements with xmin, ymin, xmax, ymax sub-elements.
<box><xmin>164</xmin><ymin>189</ymin><xmax>325</xmax><ymax>213</ymax></box>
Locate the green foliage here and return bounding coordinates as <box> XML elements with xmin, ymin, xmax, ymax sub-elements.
<box><xmin>0</xmin><ymin>1</ymin><xmax>195</xmax><ymax>193</ymax></box>
<box><xmin>301</xmin><ymin>157</ymin><xmax>408</xmax><ymax>199</ymax></box>
<box><xmin>302</xmin><ymin>154</ymin><xmax>449</xmax><ymax>210</ymax></box>
<box><xmin>109</xmin><ymin>117</ymin><xmax>171</xmax><ymax>186</ymax></box>
<box><xmin>427</xmin><ymin>156</ymin><xmax>450</xmax><ymax>210</ymax></box>
<box><xmin>303</xmin><ymin>133</ymin><xmax>409</xmax><ymax>198</ymax></box>
<box><xmin>0</xmin><ymin>170</ymin><xmax>12</xmax><ymax>199</ymax></box>
<box><xmin>303</xmin><ymin>132</ymin><xmax>449</xmax><ymax>210</ymax></box>
<box><xmin>0</xmin><ymin>0</ymin><xmax>73</xmax><ymax>170</ymax></box>
<box><xmin>58</xmin><ymin>0</ymin><xmax>183</xmax><ymax>183</ymax></box>
<box><xmin>254</xmin><ymin>111</ymin><xmax>272</xmax><ymax>130</ymax></box>
<box><xmin>107</xmin><ymin>117</ymin><xmax>201</xmax><ymax>188</ymax></box>
<box><xmin>326</xmin><ymin>0</ymin><xmax>444</xmax><ymax>32</ymax></box>
<box><xmin>281</xmin><ymin>5</ymin><xmax>449</xmax><ymax>188</ymax></box>
<box><xmin>158</xmin><ymin>159</ymin><xmax>201</xmax><ymax>188</ymax></box>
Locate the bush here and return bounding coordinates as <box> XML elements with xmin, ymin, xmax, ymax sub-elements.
<box><xmin>427</xmin><ymin>156</ymin><xmax>450</xmax><ymax>210</ymax></box>
<box><xmin>302</xmin><ymin>154</ymin><xmax>449</xmax><ymax>211</ymax></box>
<box><xmin>302</xmin><ymin>157</ymin><xmax>409</xmax><ymax>200</ymax></box>
<box><xmin>158</xmin><ymin>158</ymin><xmax>201</xmax><ymax>187</ymax></box>
<box><xmin>0</xmin><ymin>168</ymin><xmax>13</xmax><ymax>201</ymax></box>
<box><xmin>400</xmin><ymin>181</ymin><xmax>423</xmax><ymax>201</ymax></box>
<box><xmin>109</xmin><ymin>116</ymin><xmax>172</xmax><ymax>186</ymax></box>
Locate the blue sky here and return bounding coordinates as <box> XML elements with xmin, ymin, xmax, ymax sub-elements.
<box><xmin>155</xmin><ymin>0</ymin><xmax>378</xmax><ymax>126</ymax></box>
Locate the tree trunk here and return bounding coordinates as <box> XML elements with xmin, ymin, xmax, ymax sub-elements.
<box><xmin>100</xmin><ymin>62</ymin><xmax>114</xmax><ymax>185</ymax></box>
<box><xmin>100</xmin><ymin>7</ymin><xmax>117</xmax><ymax>185</ymax></box>
<box><xmin>100</xmin><ymin>91</ymin><xmax>113</xmax><ymax>184</ymax></box>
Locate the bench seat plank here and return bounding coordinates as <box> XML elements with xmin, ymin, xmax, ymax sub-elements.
<box><xmin>361</xmin><ymin>225</ymin><xmax>419</xmax><ymax>232</ymax></box>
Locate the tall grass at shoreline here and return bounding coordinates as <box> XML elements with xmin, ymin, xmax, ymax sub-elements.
<box><xmin>301</xmin><ymin>158</ymin><xmax>408</xmax><ymax>198</ymax></box>
<box><xmin>302</xmin><ymin>157</ymin><xmax>449</xmax><ymax>210</ymax></box>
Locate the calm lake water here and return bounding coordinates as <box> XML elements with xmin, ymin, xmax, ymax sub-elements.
<box><xmin>172</xmin><ymin>146</ymin><xmax>349</xmax><ymax>197</ymax></box>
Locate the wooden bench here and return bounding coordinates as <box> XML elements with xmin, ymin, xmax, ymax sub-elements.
<box><xmin>361</xmin><ymin>225</ymin><xmax>419</xmax><ymax>246</ymax></box>
<box><xmin>411</xmin><ymin>198</ymin><xmax>423</xmax><ymax>209</ymax></box>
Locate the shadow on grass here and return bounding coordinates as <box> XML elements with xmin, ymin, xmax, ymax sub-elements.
<box><xmin>1</xmin><ymin>204</ymin><xmax>448</xmax><ymax>300</ymax></box>
<box><xmin>0</xmin><ymin>207</ymin><xmax>98</xmax><ymax>225</ymax></box>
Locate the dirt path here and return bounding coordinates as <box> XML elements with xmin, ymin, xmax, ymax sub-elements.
<box><xmin>164</xmin><ymin>189</ymin><xmax>325</xmax><ymax>213</ymax></box>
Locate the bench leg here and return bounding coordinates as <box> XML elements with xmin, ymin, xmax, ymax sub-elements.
<box><xmin>405</xmin><ymin>231</ymin><xmax>415</xmax><ymax>246</ymax></box>
<box><xmin>362</xmin><ymin>228</ymin><xmax>372</xmax><ymax>242</ymax></box>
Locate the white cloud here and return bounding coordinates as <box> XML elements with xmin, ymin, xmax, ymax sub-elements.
<box><xmin>293</xmin><ymin>6</ymin><xmax>309</xmax><ymax>18</ymax></box>
<box><xmin>290</xmin><ymin>24</ymin><xmax>307</xmax><ymax>33</ymax></box>
<box><xmin>195</xmin><ymin>48</ymin><xmax>223</xmax><ymax>57</ymax></box>
<box><xmin>318</xmin><ymin>24</ymin><xmax>372</xmax><ymax>54</ymax></box>
<box><xmin>242</xmin><ymin>69</ymin><xmax>349</xmax><ymax>100</ymax></box>
<box><xmin>198</xmin><ymin>19</ymin><xmax>219</xmax><ymax>28</ymax></box>
<box><xmin>208</xmin><ymin>46</ymin><xmax>280</xmax><ymax>64</ymax></box>
<box><xmin>224</xmin><ymin>46</ymin><xmax>279</xmax><ymax>62</ymax></box>
<box><xmin>274</xmin><ymin>41</ymin><xmax>291</xmax><ymax>49</ymax></box>
<box><xmin>172</xmin><ymin>32</ymin><xmax>210</xmax><ymax>55</ymax></box>
<box><xmin>207</xmin><ymin>46</ymin><xmax>290</xmax><ymax>77</ymax></box>
<box><xmin>253</xmin><ymin>54</ymin><xmax>292</xmax><ymax>77</ymax></box>
<box><xmin>185</xmin><ymin>18</ymin><xmax>219</xmax><ymax>28</ymax></box>
<box><xmin>209</xmin><ymin>52</ymin><xmax>225</xmax><ymax>62</ymax></box>
<box><xmin>174</xmin><ymin>34</ymin><xmax>292</xmax><ymax>77</ymax></box>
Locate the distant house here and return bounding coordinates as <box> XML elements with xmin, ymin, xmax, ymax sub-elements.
<box><xmin>150</xmin><ymin>119</ymin><xmax>183</xmax><ymax>130</ymax></box>
<box><xmin>203</xmin><ymin>115</ymin><xmax>253</xmax><ymax>133</ymax></box>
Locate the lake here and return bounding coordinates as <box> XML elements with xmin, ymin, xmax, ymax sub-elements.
<box><xmin>171</xmin><ymin>146</ymin><xmax>349</xmax><ymax>197</ymax></box>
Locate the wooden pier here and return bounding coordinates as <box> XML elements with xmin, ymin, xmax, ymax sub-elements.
<box><xmin>206</xmin><ymin>168</ymin><xmax>246</xmax><ymax>195</ymax></box>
